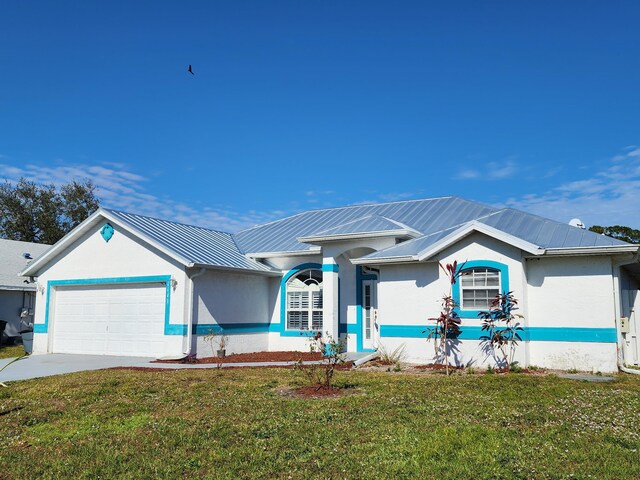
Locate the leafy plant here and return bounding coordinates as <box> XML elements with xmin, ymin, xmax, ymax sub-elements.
<box><xmin>377</xmin><ymin>343</ymin><xmax>407</xmax><ymax>366</ymax></box>
<box><xmin>478</xmin><ymin>291</ymin><xmax>524</xmax><ymax>372</ymax></box>
<box><xmin>424</xmin><ymin>261</ymin><xmax>465</xmax><ymax>375</ymax></box>
<box><xmin>0</xmin><ymin>354</ymin><xmax>27</xmax><ymax>388</ymax></box>
<box><xmin>294</xmin><ymin>332</ymin><xmax>348</xmax><ymax>389</ymax></box>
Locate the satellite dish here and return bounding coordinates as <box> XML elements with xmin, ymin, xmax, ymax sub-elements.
<box><xmin>569</xmin><ymin>218</ymin><xmax>585</xmax><ymax>229</ymax></box>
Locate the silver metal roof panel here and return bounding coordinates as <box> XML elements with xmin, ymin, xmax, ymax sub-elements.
<box><xmin>105</xmin><ymin>209</ymin><xmax>275</xmax><ymax>272</ymax></box>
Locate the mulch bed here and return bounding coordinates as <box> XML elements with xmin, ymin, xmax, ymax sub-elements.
<box><xmin>153</xmin><ymin>351</ymin><xmax>323</xmax><ymax>364</ymax></box>
<box><xmin>414</xmin><ymin>363</ymin><xmax>465</xmax><ymax>371</ymax></box>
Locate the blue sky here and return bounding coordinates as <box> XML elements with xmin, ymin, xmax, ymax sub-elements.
<box><xmin>1</xmin><ymin>1</ymin><xmax>639</xmax><ymax>231</ymax></box>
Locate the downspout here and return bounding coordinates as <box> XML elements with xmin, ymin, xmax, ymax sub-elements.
<box><xmin>612</xmin><ymin>254</ymin><xmax>640</xmax><ymax>375</ymax></box>
<box><xmin>184</xmin><ymin>267</ymin><xmax>206</xmax><ymax>356</ymax></box>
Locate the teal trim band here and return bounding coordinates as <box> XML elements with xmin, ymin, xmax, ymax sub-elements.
<box><xmin>355</xmin><ymin>266</ymin><xmax>378</xmax><ymax>352</ymax></box>
<box><xmin>451</xmin><ymin>260</ymin><xmax>510</xmax><ymax>319</ymax></box>
<box><xmin>37</xmin><ymin>275</ymin><xmax>180</xmax><ymax>336</ymax></box>
<box><xmin>280</xmin><ymin>263</ymin><xmax>323</xmax><ymax>337</ymax></box>
<box><xmin>322</xmin><ymin>263</ymin><xmax>339</xmax><ymax>273</ymax></box>
<box><xmin>379</xmin><ymin>325</ymin><xmax>617</xmax><ymax>343</ymax></box>
<box><xmin>193</xmin><ymin>323</ymin><xmax>275</xmax><ymax>335</ymax></box>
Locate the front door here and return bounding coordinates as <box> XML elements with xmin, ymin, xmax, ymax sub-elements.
<box><xmin>362</xmin><ymin>279</ymin><xmax>377</xmax><ymax>350</ymax></box>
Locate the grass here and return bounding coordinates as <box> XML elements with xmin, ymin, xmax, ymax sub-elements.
<box><xmin>1</xmin><ymin>368</ymin><xmax>639</xmax><ymax>479</ymax></box>
<box><xmin>0</xmin><ymin>345</ymin><xmax>25</xmax><ymax>360</ymax></box>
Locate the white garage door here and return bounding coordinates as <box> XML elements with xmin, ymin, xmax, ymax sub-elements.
<box><xmin>51</xmin><ymin>283</ymin><xmax>167</xmax><ymax>357</ymax></box>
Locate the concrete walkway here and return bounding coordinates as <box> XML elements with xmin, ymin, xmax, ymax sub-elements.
<box><xmin>0</xmin><ymin>351</ymin><xmax>371</xmax><ymax>383</ymax></box>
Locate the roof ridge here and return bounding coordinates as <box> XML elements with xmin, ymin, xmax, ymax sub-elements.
<box><xmin>234</xmin><ymin>196</ymin><xmax>455</xmax><ymax>235</ymax></box>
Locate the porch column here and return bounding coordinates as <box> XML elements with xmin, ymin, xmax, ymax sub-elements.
<box><xmin>322</xmin><ymin>258</ymin><xmax>339</xmax><ymax>340</ymax></box>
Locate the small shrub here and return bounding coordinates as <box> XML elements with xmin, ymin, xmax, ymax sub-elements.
<box><xmin>528</xmin><ymin>365</ymin><xmax>540</xmax><ymax>371</ymax></box>
<box><xmin>509</xmin><ymin>361</ymin><xmax>523</xmax><ymax>373</ymax></box>
<box><xmin>486</xmin><ymin>365</ymin><xmax>494</xmax><ymax>375</ymax></box>
<box><xmin>567</xmin><ymin>368</ymin><xmax>579</xmax><ymax>374</ymax></box>
<box><xmin>479</xmin><ymin>291</ymin><xmax>524</xmax><ymax>372</ymax></box>
<box><xmin>294</xmin><ymin>332</ymin><xmax>348</xmax><ymax>389</ymax></box>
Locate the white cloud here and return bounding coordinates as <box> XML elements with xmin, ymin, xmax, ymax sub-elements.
<box><xmin>455</xmin><ymin>158</ymin><xmax>520</xmax><ymax>181</ymax></box>
<box><xmin>0</xmin><ymin>161</ymin><xmax>284</xmax><ymax>232</ymax></box>
<box><xmin>505</xmin><ymin>147</ymin><xmax>640</xmax><ymax>229</ymax></box>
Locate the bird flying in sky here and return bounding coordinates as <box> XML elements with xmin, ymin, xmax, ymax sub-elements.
<box><xmin>188</xmin><ymin>65</ymin><xmax>194</xmax><ymax>75</ymax></box>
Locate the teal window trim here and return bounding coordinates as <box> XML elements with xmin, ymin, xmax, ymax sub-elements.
<box><xmin>35</xmin><ymin>275</ymin><xmax>181</xmax><ymax>336</ymax></box>
<box><xmin>355</xmin><ymin>266</ymin><xmax>378</xmax><ymax>352</ymax></box>
<box><xmin>451</xmin><ymin>260</ymin><xmax>509</xmax><ymax>318</ymax></box>
<box><xmin>192</xmin><ymin>323</ymin><xmax>278</xmax><ymax>335</ymax></box>
<box><xmin>378</xmin><ymin>324</ymin><xmax>617</xmax><ymax>343</ymax></box>
<box><xmin>279</xmin><ymin>263</ymin><xmax>330</xmax><ymax>337</ymax></box>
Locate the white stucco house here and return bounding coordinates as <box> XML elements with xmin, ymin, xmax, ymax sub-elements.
<box><xmin>0</xmin><ymin>239</ymin><xmax>50</xmax><ymax>343</ymax></box>
<box><xmin>20</xmin><ymin>196</ymin><xmax>640</xmax><ymax>372</ymax></box>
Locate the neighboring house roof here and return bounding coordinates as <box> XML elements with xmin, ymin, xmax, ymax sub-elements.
<box><xmin>0</xmin><ymin>239</ymin><xmax>50</xmax><ymax>290</ymax></box>
<box><xmin>22</xmin><ymin>209</ymin><xmax>277</xmax><ymax>277</ymax></box>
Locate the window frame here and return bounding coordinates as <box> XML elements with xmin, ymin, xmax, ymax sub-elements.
<box><xmin>284</xmin><ymin>267</ymin><xmax>324</xmax><ymax>332</ymax></box>
<box><xmin>450</xmin><ymin>260</ymin><xmax>510</xmax><ymax>318</ymax></box>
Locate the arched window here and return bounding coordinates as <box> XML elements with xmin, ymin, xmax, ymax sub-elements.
<box><xmin>460</xmin><ymin>267</ymin><xmax>500</xmax><ymax>310</ymax></box>
<box><xmin>286</xmin><ymin>269</ymin><xmax>323</xmax><ymax>331</ymax></box>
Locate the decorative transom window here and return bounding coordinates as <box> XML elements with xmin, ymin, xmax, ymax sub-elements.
<box><xmin>286</xmin><ymin>269</ymin><xmax>323</xmax><ymax>331</ymax></box>
<box><xmin>460</xmin><ymin>267</ymin><xmax>500</xmax><ymax>309</ymax></box>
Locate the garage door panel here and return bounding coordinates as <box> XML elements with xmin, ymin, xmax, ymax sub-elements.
<box><xmin>51</xmin><ymin>283</ymin><xmax>167</xmax><ymax>357</ymax></box>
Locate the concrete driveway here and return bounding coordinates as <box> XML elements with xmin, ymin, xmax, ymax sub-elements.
<box><xmin>0</xmin><ymin>351</ymin><xmax>375</xmax><ymax>383</ymax></box>
<box><xmin>0</xmin><ymin>354</ymin><xmax>155</xmax><ymax>382</ymax></box>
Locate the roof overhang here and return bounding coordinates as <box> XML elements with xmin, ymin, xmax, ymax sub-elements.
<box><xmin>537</xmin><ymin>245</ymin><xmax>640</xmax><ymax>257</ymax></box>
<box><xmin>353</xmin><ymin>221</ymin><xmax>546</xmax><ymax>265</ymax></box>
<box><xmin>297</xmin><ymin>229</ymin><xmax>420</xmax><ymax>245</ymax></box>
<box><xmin>246</xmin><ymin>247</ymin><xmax>322</xmax><ymax>259</ymax></box>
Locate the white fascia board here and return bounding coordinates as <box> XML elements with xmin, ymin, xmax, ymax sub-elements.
<box><xmin>297</xmin><ymin>229</ymin><xmax>420</xmax><ymax>244</ymax></box>
<box><xmin>416</xmin><ymin>221</ymin><xmax>545</xmax><ymax>261</ymax></box>
<box><xmin>247</xmin><ymin>248</ymin><xmax>321</xmax><ymax>259</ymax></box>
<box><xmin>351</xmin><ymin>255</ymin><xmax>417</xmax><ymax>265</ymax></box>
<box><xmin>21</xmin><ymin>208</ymin><xmax>194</xmax><ymax>277</ymax></box>
<box><xmin>541</xmin><ymin>245</ymin><xmax>640</xmax><ymax>256</ymax></box>
<box><xmin>0</xmin><ymin>285</ymin><xmax>37</xmax><ymax>292</ymax></box>
<box><xmin>190</xmin><ymin>263</ymin><xmax>281</xmax><ymax>277</ymax></box>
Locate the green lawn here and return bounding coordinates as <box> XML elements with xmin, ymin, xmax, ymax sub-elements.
<box><xmin>1</xmin><ymin>368</ymin><xmax>639</xmax><ymax>479</ymax></box>
<box><xmin>0</xmin><ymin>345</ymin><xmax>25</xmax><ymax>360</ymax></box>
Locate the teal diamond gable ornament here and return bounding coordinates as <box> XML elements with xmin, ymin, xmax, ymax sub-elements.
<box><xmin>100</xmin><ymin>223</ymin><xmax>114</xmax><ymax>242</ymax></box>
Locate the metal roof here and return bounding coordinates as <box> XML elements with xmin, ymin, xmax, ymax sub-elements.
<box><xmin>0</xmin><ymin>239</ymin><xmax>50</xmax><ymax>290</ymax></box>
<box><xmin>104</xmin><ymin>209</ymin><xmax>275</xmax><ymax>273</ymax></box>
<box><xmin>234</xmin><ymin>196</ymin><xmax>498</xmax><ymax>254</ymax></box>
<box><xmin>234</xmin><ymin>196</ymin><xmax>633</xmax><ymax>260</ymax></box>
<box><xmin>299</xmin><ymin>214</ymin><xmax>420</xmax><ymax>241</ymax></box>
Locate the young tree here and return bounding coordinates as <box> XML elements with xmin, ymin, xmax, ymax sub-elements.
<box><xmin>0</xmin><ymin>177</ymin><xmax>99</xmax><ymax>244</ymax></box>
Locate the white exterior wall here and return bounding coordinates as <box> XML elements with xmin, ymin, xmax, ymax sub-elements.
<box><xmin>526</xmin><ymin>256</ymin><xmax>618</xmax><ymax>372</ymax></box>
<box><xmin>31</xmin><ymin>222</ymin><xmax>188</xmax><ymax>356</ymax></box>
<box><xmin>375</xmin><ymin>233</ymin><xmax>620</xmax><ymax>372</ymax></box>
<box><xmin>377</xmin><ymin>233</ymin><xmax>528</xmax><ymax>367</ymax></box>
<box><xmin>192</xmin><ymin>270</ymin><xmax>273</xmax><ymax>355</ymax></box>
